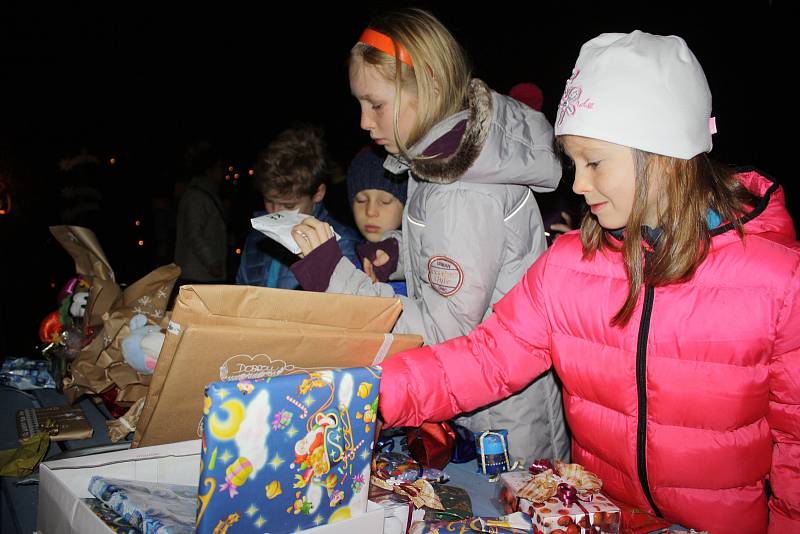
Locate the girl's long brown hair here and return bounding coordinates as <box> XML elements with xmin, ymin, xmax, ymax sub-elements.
<box><xmin>579</xmin><ymin>151</ymin><xmax>759</xmax><ymax>326</ymax></box>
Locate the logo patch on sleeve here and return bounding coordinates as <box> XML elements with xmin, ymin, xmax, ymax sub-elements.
<box><xmin>427</xmin><ymin>256</ymin><xmax>464</xmax><ymax>297</ymax></box>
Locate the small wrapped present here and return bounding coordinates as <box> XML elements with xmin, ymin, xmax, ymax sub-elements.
<box><xmin>81</xmin><ymin>498</ymin><xmax>139</xmax><ymax>534</ymax></box>
<box><xmin>498</xmin><ymin>461</ymin><xmax>620</xmax><ymax>533</ymax></box>
<box><xmin>423</xmin><ymin>484</ymin><xmax>473</xmax><ymax>521</ymax></box>
<box><xmin>369</xmin><ymin>484</ymin><xmax>420</xmax><ymax>533</ymax></box>
<box><xmin>197</xmin><ymin>366</ymin><xmax>381</xmax><ymax>534</ymax></box>
<box><xmin>87</xmin><ymin>477</ymin><xmax>196</xmax><ymax>534</ymax></box>
<box><xmin>410</xmin><ymin>511</ymin><xmax>533</xmax><ymax>534</ymax></box>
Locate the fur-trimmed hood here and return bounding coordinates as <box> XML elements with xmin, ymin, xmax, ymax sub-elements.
<box><xmin>384</xmin><ymin>79</ymin><xmax>561</xmax><ymax>189</ymax></box>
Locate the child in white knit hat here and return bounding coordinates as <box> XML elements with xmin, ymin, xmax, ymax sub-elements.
<box><xmin>378</xmin><ymin>30</ymin><xmax>800</xmax><ymax>534</ymax></box>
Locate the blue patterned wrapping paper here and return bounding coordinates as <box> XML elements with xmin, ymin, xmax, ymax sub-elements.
<box><xmin>87</xmin><ymin>477</ymin><xmax>197</xmax><ymax>534</ymax></box>
<box><xmin>196</xmin><ymin>366</ymin><xmax>382</xmax><ymax>534</ymax></box>
<box><xmin>81</xmin><ymin>498</ymin><xmax>140</xmax><ymax>534</ymax></box>
<box><xmin>409</xmin><ymin>512</ymin><xmax>534</xmax><ymax>534</ymax></box>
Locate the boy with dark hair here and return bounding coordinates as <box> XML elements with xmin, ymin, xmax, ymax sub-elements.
<box><xmin>236</xmin><ymin>125</ymin><xmax>359</xmax><ymax>289</ymax></box>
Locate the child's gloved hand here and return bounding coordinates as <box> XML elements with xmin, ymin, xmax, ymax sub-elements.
<box><xmin>357</xmin><ymin>238</ymin><xmax>399</xmax><ymax>282</ymax></box>
<box><xmin>292</xmin><ymin>217</ymin><xmax>335</xmax><ymax>257</ymax></box>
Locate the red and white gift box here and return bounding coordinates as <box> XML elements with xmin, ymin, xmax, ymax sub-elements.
<box><xmin>498</xmin><ymin>470</ymin><xmax>620</xmax><ymax>534</ymax></box>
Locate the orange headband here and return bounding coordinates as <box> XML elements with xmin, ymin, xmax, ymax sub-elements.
<box><xmin>357</xmin><ymin>28</ymin><xmax>414</xmax><ymax>68</ymax></box>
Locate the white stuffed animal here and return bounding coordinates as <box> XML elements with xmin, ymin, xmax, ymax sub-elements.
<box><xmin>121</xmin><ymin>314</ymin><xmax>165</xmax><ymax>375</ymax></box>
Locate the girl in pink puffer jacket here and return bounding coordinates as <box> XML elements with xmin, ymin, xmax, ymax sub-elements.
<box><xmin>379</xmin><ymin>30</ymin><xmax>800</xmax><ymax>533</ymax></box>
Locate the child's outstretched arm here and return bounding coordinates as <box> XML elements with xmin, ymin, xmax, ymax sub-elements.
<box><xmin>767</xmin><ymin>262</ymin><xmax>800</xmax><ymax>533</ymax></box>
<box><xmin>380</xmin><ymin>248</ymin><xmax>553</xmax><ymax>427</ymax></box>
<box><xmin>289</xmin><ymin>217</ymin><xmax>400</xmax><ymax>296</ymax></box>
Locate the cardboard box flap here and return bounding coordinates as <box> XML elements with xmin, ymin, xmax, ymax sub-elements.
<box><xmin>175</xmin><ymin>284</ymin><xmax>403</xmax><ymax>333</ymax></box>
<box><xmin>133</xmin><ymin>324</ymin><xmax>421</xmax><ymax>448</ymax></box>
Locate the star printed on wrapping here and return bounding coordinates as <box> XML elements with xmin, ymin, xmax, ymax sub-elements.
<box><xmin>313</xmin><ymin>515</ymin><xmax>324</xmax><ymax>526</ymax></box>
<box><xmin>216</xmin><ymin>389</ymin><xmax>230</xmax><ymax>400</ymax></box>
<box><xmin>286</xmin><ymin>426</ymin><xmax>298</xmax><ymax>438</ymax></box>
<box><xmin>303</xmin><ymin>395</ymin><xmax>315</xmax><ymax>407</ymax></box>
<box><xmin>360</xmin><ymin>448</ymin><xmax>371</xmax><ymax>461</ymax></box>
<box><xmin>269</xmin><ymin>454</ymin><xmax>286</xmax><ymax>470</ymax></box>
<box><xmin>254</xmin><ymin>515</ymin><xmax>266</xmax><ymax>528</ymax></box>
<box><xmin>245</xmin><ymin>504</ymin><xmax>259</xmax><ymax>518</ymax></box>
<box><xmin>219</xmin><ymin>450</ymin><xmax>233</xmax><ymax>465</ymax></box>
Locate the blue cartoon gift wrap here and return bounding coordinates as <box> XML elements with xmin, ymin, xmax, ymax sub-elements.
<box><xmin>195</xmin><ymin>366</ymin><xmax>382</xmax><ymax>533</ymax></box>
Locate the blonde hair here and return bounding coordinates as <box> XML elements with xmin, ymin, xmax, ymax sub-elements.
<box><xmin>350</xmin><ymin>8</ymin><xmax>471</xmax><ymax>155</ymax></box>
<box><xmin>576</xmin><ymin>151</ymin><xmax>759</xmax><ymax>326</ymax></box>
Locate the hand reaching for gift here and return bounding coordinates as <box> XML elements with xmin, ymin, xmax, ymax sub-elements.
<box><xmin>292</xmin><ymin>217</ymin><xmax>335</xmax><ymax>257</ymax></box>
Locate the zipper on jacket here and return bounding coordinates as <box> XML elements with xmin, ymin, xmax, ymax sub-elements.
<box><xmin>636</xmin><ymin>282</ymin><xmax>662</xmax><ymax>517</ymax></box>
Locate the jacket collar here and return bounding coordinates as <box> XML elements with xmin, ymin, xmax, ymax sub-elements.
<box><xmin>384</xmin><ymin>79</ymin><xmax>493</xmax><ymax>185</ymax></box>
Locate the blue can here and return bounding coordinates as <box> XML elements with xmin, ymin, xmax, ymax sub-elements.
<box><xmin>473</xmin><ymin>429</ymin><xmax>510</xmax><ymax>475</ymax></box>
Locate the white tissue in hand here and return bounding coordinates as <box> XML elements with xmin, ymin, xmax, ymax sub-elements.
<box><xmin>251</xmin><ymin>211</ymin><xmax>340</xmax><ymax>254</ymax></box>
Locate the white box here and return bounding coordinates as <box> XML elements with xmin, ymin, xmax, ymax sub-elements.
<box><xmin>37</xmin><ymin>439</ymin><xmax>385</xmax><ymax>534</ymax></box>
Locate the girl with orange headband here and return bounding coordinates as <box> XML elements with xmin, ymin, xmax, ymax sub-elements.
<box><xmin>288</xmin><ymin>8</ymin><xmax>567</xmax><ymax>465</ymax></box>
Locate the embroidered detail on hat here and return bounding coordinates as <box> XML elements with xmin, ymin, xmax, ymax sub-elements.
<box><xmin>557</xmin><ymin>69</ymin><xmax>594</xmax><ymax>126</ymax></box>
<box><xmin>428</xmin><ymin>256</ymin><xmax>464</xmax><ymax>297</ymax></box>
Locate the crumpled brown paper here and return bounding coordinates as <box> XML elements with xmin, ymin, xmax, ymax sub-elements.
<box><xmin>107</xmin><ymin>397</ymin><xmax>146</xmax><ymax>443</ymax></box>
<box><xmin>51</xmin><ymin>225</ymin><xmax>180</xmax><ymax>405</ymax></box>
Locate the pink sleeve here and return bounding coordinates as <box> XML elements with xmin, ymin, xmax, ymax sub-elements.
<box><xmin>767</xmin><ymin>260</ymin><xmax>800</xmax><ymax>532</ymax></box>
<box><xmin>379</xmin><ymin>249</ymin><xmax>554</xmax><ymax>428</ymax></box>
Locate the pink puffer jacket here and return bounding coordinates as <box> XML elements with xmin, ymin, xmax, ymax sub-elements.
<box><xmin>380</xmin><ymin>171</ymin><xmax>800</xmax><ymax>533</ymax></box>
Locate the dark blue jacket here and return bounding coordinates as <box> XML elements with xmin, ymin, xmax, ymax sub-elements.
<box><xmin>236</xmin><ymin>204</ymin><xmax>359</xmax><ymax>289</ymax></box>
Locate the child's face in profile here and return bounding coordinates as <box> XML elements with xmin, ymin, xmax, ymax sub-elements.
<box><xmin>561</xmin><ymin>135</ymin><xmax>660</xmax><ymax>230</ymax></box>
<box><xmin>352</xmin><ymin>189</ymin><xmax>403</xmax><ymax>242</ymax></box>
<box><xmin>349</xmin><ymin>59</ymin><xmax>418</xmax><ymax>155</ymax></box>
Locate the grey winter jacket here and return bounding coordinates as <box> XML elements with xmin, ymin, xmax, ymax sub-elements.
<box><xmin>328</xmin><ymin>80</ymin><xmax>570</xmax><ymax>463</ymax></box>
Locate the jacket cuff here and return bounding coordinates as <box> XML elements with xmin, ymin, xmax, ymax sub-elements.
<box><xmin>290</xmin><ymin>238</ymin><xmax>343</xmax><ymax>292</ymax></box>
<box><xmin>356</xmin><ymin>238</ymin><xmax>399</xmax><ymax>282</ymax></box>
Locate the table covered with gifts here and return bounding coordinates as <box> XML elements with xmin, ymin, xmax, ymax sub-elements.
<box><xmin>0</xmin><ymin>226</ymin><xmax>698</xmax><ymax>534</ymax></box>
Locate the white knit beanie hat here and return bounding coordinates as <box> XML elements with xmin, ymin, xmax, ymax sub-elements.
<box><xmin>555</xmin><ymin>30</ymin><xmax>715</xmax><ymax>160</ymax></box>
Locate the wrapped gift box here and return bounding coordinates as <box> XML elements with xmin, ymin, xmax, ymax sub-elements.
<box><xmin>498</xmin><ymin>470</ymin><xmax>620</xmax><ymax>533</ymax></box>
<box><xmin>368</xmin><ymin>484</ymin><xmax>424</xmax><ymax>534</ymax></box>
<box><xmin>37</xmin><ymin>439</ymin><xmax>385</xmax><ymax>534</ymax></box>
<box><xmin>87</xmin><ymin>477</ymin><xmax>195</xmax><ymax>533</ymax></box>
<box><xmin>197</xmin><ymin>366</ymin><xmax>382</xmax><ymax>534</ymax></box>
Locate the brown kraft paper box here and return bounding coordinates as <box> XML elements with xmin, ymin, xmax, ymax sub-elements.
<box><xmin>133</xmin><ymin>284</ymin><xmax>422</xmax><ymax>447</ymax></box>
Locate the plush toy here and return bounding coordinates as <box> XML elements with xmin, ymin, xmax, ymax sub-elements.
<box><xmin>121</xmin><ymin>314</ymin><xmax>165</xmax><ymax>375</ymax></box>
<box><xmin>69</xmin><ymin>291</ymin><xmax>89</xmax><ymax>318</ymax></box>
<box><xmin>57</xmin><ymin>276</ymin><xmax>91</xmax><ymax>326</ymax></box>
<box><xmin>39</xmin><ymin>310</ymin><xmax>64</xmax><ymax>344</ymax></box>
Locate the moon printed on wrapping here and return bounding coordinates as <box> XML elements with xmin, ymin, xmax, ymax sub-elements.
<box><xmin>235</xmin><ymin>389</ymin><xmax>271</xmax><ymax>475</ymax></box>
<box><xmin>208</xmin><ymin>399</ymin><xmax>246</xmax><ymax>441</ymax></box>
<box><xmin>327</xmin><ymin>505</ymin><xmax>352</xmax><ymax>524</ymax></box>
<box><xmin>337</xmin><ymin>373</ymin><xmax>354</xmax><ymax>409</ymax></box>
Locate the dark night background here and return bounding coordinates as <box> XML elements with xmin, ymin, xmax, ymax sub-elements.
<box><xmin>0</xmin><ymin>1</ymin><xmax>791</xmax><ymax>357</ymax></box>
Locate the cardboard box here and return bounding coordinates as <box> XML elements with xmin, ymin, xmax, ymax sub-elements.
<box><xmin>498</xmin><ymin>471</ymin><xmax>620</xmax><ymax>533</ymax></box>
<box><xmin>37</xmin><ymin>439</ymin><xmax>384</xmax><ymax>534</ymax></box>
<box><xmin>134</xmin><ymin>284</ymin><xmax>422</xmax><ymax>448</ymax></box>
